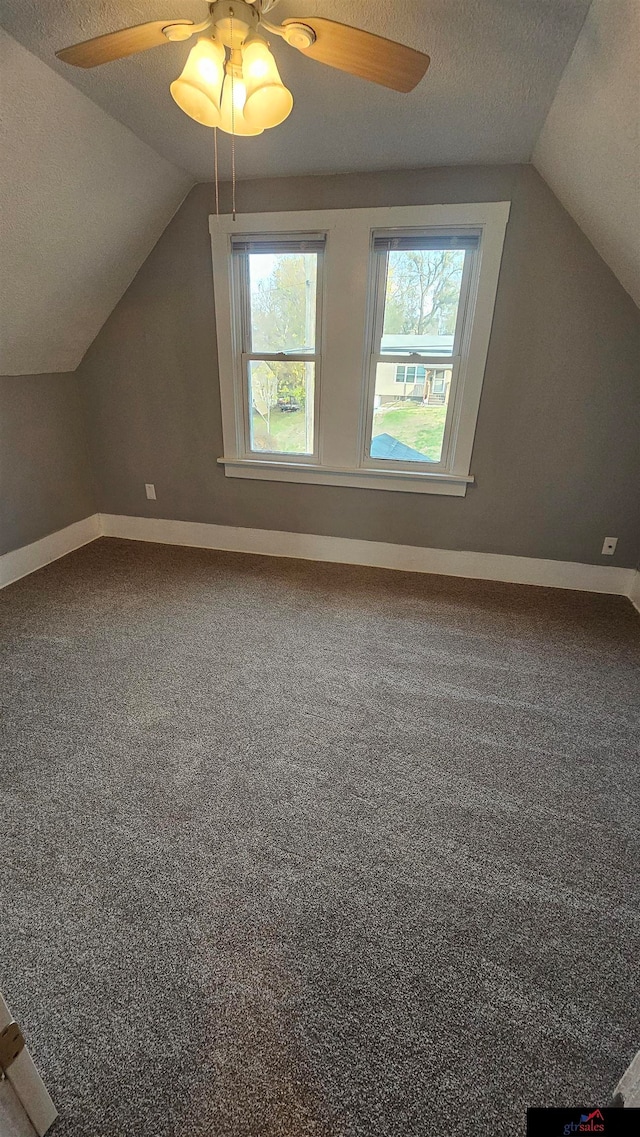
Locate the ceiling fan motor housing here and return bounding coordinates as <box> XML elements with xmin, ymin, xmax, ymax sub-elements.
<box><xmin>209</xmin><ymin>0</ymin><xmax>261</xmax><ymax>48</ymax></box>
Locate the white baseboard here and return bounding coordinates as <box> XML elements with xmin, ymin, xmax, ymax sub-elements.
<box><xmin>2</xmin><ymin>512</ymin><xmax>637</xmax><ymax>606</ymax></box>
<box><xmin>99</xmin><ymin>513</ymin><xmax>636</xmax><ymax>599</ymax></box>
<box><xmin>0</xmin><ymin>514</ymin><xmax>100</xmax><ymax>589</ymax></box>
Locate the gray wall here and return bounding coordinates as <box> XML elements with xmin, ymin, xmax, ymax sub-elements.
<box><xmin>0</xmin><ymin>373</ymin><xmax>95</xmax><ymax>555</ymax></box>
<box><xmin>79</xmin><ymin>164</ymin><xmax>640</xmax><ymax>568</ymax></box>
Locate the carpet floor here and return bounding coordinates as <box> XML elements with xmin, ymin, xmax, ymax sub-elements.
<box><xmin>1</xmin><ymin>538</ymin><xmax>639</xmax><ymax>1137</ymax></box>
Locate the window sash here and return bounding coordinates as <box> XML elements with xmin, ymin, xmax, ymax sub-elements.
<box><xmin>231</xmin><ymin>234</ymin><xmax>326</xmax><ymax>255</ymax></box>
<box><xmin>360</xmin><ymin>235</ymin><xmax>475</xmax><ymax>472</ymax></box>
<box><xmin>233</xmin><ymin>244</ymin><xmax>324</xmax><ymax>355</ymax></box>
<box><xmin>241</xmin><ymin>352</ymin><xmax>318</xmax><ymax>363</ymax></box>
<box><xmin>373</xmin><ymin>231</ymin><xmax>480</xmax><ymax>252</ymax></box>
<box><xmin>242</xmin><ymin>356</ymin><xmax>320</xmax><ymax>460</ymax></box>
<box><xmin>363</xmin><ymin>358</ymin><xmax>463</xmax><ymax>472</ymax></box>
<box><xmin>382</xmin><ymin>354</ymin><xmax>457</xmax><ymax>366</ymax></box>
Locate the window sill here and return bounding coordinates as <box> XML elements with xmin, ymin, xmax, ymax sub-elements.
<box><xmin>217</xmin><ymin>457</ymin><xmax>473</xmax><ymax>496</ymax></box>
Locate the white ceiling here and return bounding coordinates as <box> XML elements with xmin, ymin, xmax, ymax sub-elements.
<box><xmin>0</xmin><ymin>0</ymin><xmax>592</xmax><ymax>181</ymax></box>
<box><xmin>0</xmin><ymin>29</ymin><xmax>191</xmax><ymax>374</ymax></box>
<box><xmin>534</xmin><ymin>0</ymin><xmax>640</xmax><ymax>308</ymax></box>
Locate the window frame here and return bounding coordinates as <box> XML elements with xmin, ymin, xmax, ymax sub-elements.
<box><xmin>361</xmin><ymin>230</ymin><xmax>477</xmax><ymax>473</ymax></box>
<box><xmin>231</xmin><ymin>236</ymin><xmax>325</xmax><ymax>462</ymax></box>
<box><xmin>210</xmin><ymin>202</ymin><xmax>510</xmax><ymax>497</ymax></box>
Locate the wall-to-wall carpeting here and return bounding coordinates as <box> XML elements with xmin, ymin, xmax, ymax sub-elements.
<box><xmin>1</xmin><ymin>539</ymin><xmax>639</xmax><ymax>1136</ymax></box>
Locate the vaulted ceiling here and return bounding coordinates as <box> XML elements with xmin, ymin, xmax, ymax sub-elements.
<box><xmin>1</xmin><ymin>0</ymin><xmax>637</xmax><ymax>378</ymax></box>
<box><xmin>0</xmin><ymin>28</ymin><xmax>191</xmax><ymax>374</ymax></box>
<box><xmin>0</xmin><ymin>0</ymin><xmax>592</xmax><ymax>180</ymax></box>
<box><xmin>533</xmin><ymin>0</ymin><xmax>640</xmax><ymax>308</ymax></box>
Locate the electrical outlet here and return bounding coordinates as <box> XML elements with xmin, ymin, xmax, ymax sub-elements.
<box><xmin>601</xmin><ymin>536</ymin><xmax>618</xmax><ymax>556</ymax></box>
<box><xmin>145</xmin><ymin>483</ymin><xmax>157</xmax><ymax>501</ymax></box>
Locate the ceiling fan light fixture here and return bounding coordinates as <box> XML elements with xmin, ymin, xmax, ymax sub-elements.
<box><xmin>218</xmin><ymin>63</ymin><xmax>265</xmax><ymax>136</ymax></box>
<box><xmin>242</xmin><ymin>37</ymin><xmax>293</xmax><ymax>131</ymax></box>
<box><xmin>170</xmin><ymin>36</ymin><xmax>225</xmax><ymax>127</ymax></box>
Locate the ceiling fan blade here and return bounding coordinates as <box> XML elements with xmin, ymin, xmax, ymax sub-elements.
<box><xmin>56</xmin><ymin>20</ymin><xmax>194</xmax><ymax>68</ymax></box>
<box><xmin>282</xmin><ymin>17</ymin><xmax>430</xmax><ymax>92</ymax></box>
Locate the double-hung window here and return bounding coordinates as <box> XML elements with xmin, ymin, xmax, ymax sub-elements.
<box><xmin>231</xmin><ymin>235</ymin><xmax>324</xmax><ymax>459</ymax></box>
<box><xmin>364</xmin><ymin>231</ymin><xmax>477</xmax><ymax>468</ymax></box>
<box><xmin>211</xmin><ymin>203</ymin><xmax>509</xmax><ymax>496</ymax></box>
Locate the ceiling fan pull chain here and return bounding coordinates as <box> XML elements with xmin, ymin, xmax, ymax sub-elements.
<box><xmin>232</xmin><ymin>134</ymin><xmax>236</xmax><ymax>221</ymax></box>
<box><xmin>213</xmin><ymin>128</ymin><xmax>220</xmax><ymax>216</ymax></box>
<box><xmin>230</xmin><ymin>7</ymin><xmax>236</xmax><ymax>220</ymax></box>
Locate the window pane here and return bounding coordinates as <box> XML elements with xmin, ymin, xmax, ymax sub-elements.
<box><xmin>370</xmin><ymin>365</ymin><xmax>452</xmax><ymax>463</ymax></box>
<box><xmin>380</xmin><ymin>248</ymin><xmax>465</xmax><ymax>357</ymax></box>
<box><xmin>249</xmin><ymin>252</ymin><xmax>318</xmax><ymax>353</ymax></box>
<box><xmin>249</xmin><ymin>361</ymin><xmax>315</xmax><ymax>455</ymax></box>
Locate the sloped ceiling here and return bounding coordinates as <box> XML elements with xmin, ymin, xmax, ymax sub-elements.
<box><xmin>0</xmin><ymin>28</ymin><xmax>192</xmax><ymax>375</ymax></box>
<box><xmin>0</xmin><ymin>1</ymin><xmax>636</xmax><ymax>381</ymax></box>
<box><xmin>0</xmin><ymin>0</ymin><xmax>591</xmax><ymax>180</ymax></box>
<box><xmin>534</xmin><ymin>0</ymin><xmax>640</xmax><ymax>308</ymax></box>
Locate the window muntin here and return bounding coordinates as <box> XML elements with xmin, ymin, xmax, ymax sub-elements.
<box><xmin>232</xmin><ymin>236</ymin><xmax>324</xmax><ymax>458</ymax></box>
<box><xmin>395</xmin><ymin>364</ymin><xmax>427</xmax><ymax>385</ymax></box>
<box><xmin>364</xmin><ymin>232</ymin><xmax>477</xmax><ymax>469</ymax></box>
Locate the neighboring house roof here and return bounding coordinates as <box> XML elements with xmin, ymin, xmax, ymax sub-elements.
<box><xmin>370</xmin><ymin>433</ymin><xmax>435</xmax><ymax>462</ymax></box>
<box><xmin>380</xmin><ymin>335</ymin><xmax>455</xmax><ymax>356</ymax></box>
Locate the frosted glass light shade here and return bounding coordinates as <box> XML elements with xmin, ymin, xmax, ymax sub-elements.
<box><xmin>170</xmin><ymin>37</ymin><xmax>225</xmax><ymax>127</ymax></box>
<box><xmin>218</xmin><ymin>70</ymin><xmax>264</xmax><ymax>136</ymax></box>
<box><xmin>242</xmin><ymin>38</ymin><xmax>293</xmax><ymax>130</ymax></box>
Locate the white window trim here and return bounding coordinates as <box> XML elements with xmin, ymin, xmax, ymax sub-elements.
<box><xmin>209</xmin><ymin>202</ymin><xmax>510</xmax><ymax>496</ymax></box>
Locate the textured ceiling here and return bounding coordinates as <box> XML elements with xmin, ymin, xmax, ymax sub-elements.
<box><xmin>0</xmin><ymin>29</ymin><xmax>191</xmax><ymax>374</ymax></box>
<box><xmin>534</xmin><ymin>0</ymin><xmax>640</xmax><ymax>308</ymax></box>
<box><xmin>0</xmin><ymin>0</ymin><xmax>591</xmax><ymax>181</ymax></box>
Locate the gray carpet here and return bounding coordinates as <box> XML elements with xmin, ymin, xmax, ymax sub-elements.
<box><xmin>1</xmin><ymin>537</ymin><xmax>639</xmax><ymax>1137</ymax></box>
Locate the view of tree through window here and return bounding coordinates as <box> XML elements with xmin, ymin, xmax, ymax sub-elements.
<box><xmin>382</xmin><ymin>249</ymin><xmax>465</xmax><ymax>344</ymax></box>
<box><xmin>247</xmin><ymin>251</ymin><xmax>317</xmax><ymax>455</ymax></box>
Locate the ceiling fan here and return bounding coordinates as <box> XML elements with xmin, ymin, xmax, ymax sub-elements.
<box><xmin>56</xmin><ymin>0</ymin><xmax>431</xmax><ymax>136</ymax></box>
